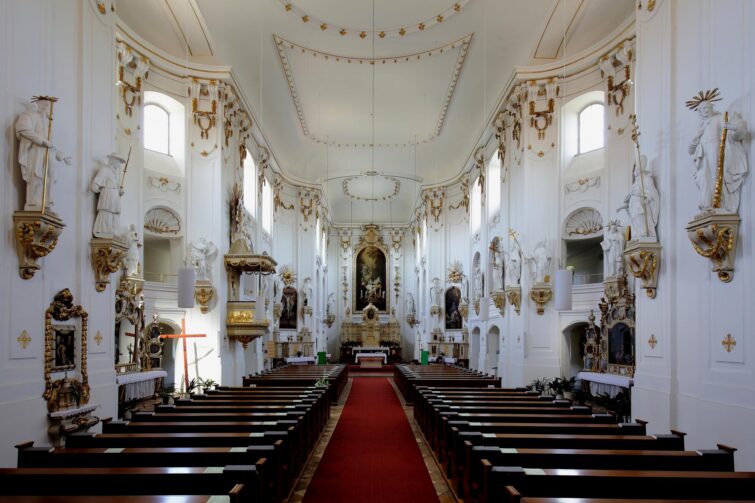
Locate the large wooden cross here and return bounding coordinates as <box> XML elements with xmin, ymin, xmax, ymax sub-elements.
<box><xmin>160</xmin><ymin>319</ymin><xmax>207</xmax><ymax>392</ymax></box>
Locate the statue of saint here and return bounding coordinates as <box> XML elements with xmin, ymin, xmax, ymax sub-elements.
<box><xmin>188</xmin><ymin>238</ymin><xmax>217</xmax><ymax>281</ymax></box>
<box><xmin>91</xmin><ymin>154</ymin><xmax>125</xmax><ymax>238</ymax></box>
<box><xmin>302</xmin><ymin>277</ymin><xmax>313</xmax><ymax>307</ymax></box>
<box><xmin>601</xmin><ymin>221</ymin><xmax>625</xmax><ymax>277</ymax></box>
<box><xmin>327</xmin><ymin>293</ymin><xmax>336</xmax><ymax>316</ymax></box>
<box><xmin>430</xmin><ymin>277</ymin><xmax>443</xmax><ymax>307</ymax></box>
<box><xmin>405</xmin><ymin>293</ymin><xmax>415</xmax><ymax>316</ymax></box>
<box><xmin>618</xmin><ymin>155</ymin><xmax>660</xmax><ymax>240</ymax></box>
<box><xmin>491</xmin><ymin>246</ymin><xmax>504</xmax><ymax>291</ymax></box>
<box><xmin>123</xmin><ymin>224</ymin><xmax>142</xmax><ymax>276</ymax></box>
<box><xmin>506</xmin><ymin>241</ymin><xmax>522</xmax><ymax>286</ymax></box>
<box><xmin>15</xmin><ymin>98</ymin><xmax>72</xmax><ymax>213</ymax></box>
<box><xmin>687</xmin><ymin>89</ymin><xmax>748</xmax><ymax>213</ymax></box>
<box><xmin>473</xmin><ymin>266</ymin><xmax>483</xmax><ymax>301</ymax></box>
<box><xmin>528</xmin><ymin>241</ymin><xmax>552</xmax><ymax>284</ymax></box>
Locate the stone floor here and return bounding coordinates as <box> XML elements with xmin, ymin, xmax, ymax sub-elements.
<box><xmin>287</xmin><ymin>377</ymin><xmax>458</xmax><ymax>503</ymax></box>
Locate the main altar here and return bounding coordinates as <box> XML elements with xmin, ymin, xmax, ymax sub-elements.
<box><xmin>340</xmin><ymin>304</ymin><xmax>401</xmax><ymax>363</ymax></box>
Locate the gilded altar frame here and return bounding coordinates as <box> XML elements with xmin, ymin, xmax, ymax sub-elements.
<box><xmin>598</xmin><ymin>278</ymin><xmax>636</xmax><ymax>377</ymax></box>
<box><xmin>352</xmin><ymin>224</ymin><xmax>390</xmax><ymax>314</ymax></box>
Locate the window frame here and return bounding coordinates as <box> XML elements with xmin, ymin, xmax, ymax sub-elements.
<box><xmin>577</xmin><ymin>102</ymin><xmax>605</xmax><ymax>155</ymax></box>
<box><xmin>143</xmin><ymin>103</ymin><xmax>171</xmax><ymax>155</ymax></box>
<box><xmin>242</xmin><ymin>148</ymin><xmax>257</xmax><ymax>218</ymax></box>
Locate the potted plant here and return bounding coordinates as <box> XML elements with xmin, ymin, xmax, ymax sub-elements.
<box><xmin>528</xmin><ymin>378</ymin><xmax>551</xmax><ymax>396</ymax></box>
<box><xmin>314</xmin><ymin>378</ymin><xmax>329</xmax><ymax>388</ymax></box>
<box><xmin>201</xmin><ymin>378</ymin><xmax>218</xmax><ymax>391</ymax></box>
<box><xmin>158</xmin><ymin>384</ymin><xmax>176</xmax><ymax>405</ymax></box>
<box><xmin>549</xmin><ymin>376</ymin><xmax>577</xmax><ymax>400</ymax></box>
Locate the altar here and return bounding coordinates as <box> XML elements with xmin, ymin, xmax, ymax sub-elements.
<box><xmin>116</xmin><ymin>369</ymin><xmax>167</xmax><ymax>403</ymax></box>
<box><xmin>340</xmin><ymin>304</ymin><xmax>401</xmax><ymax>364</ymax></box>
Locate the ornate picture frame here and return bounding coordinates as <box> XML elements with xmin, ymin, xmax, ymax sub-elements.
<box><xmin>353</xmin><ymin>225</ymin><xmax>389</xmax><ymax>313</ymax></box>
<box><xmin>51</xmin><ymin>324</ymin><xmax>76</xmax><ymax>371</ymax></box>
<box><xmin>599</xmin><ymin>278</ymin><xmax>636</xmax><ymax>377</ymax></box>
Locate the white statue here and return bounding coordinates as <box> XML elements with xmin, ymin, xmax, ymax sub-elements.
<box><xmin>601</xmin><ymin>221</ymin><xmax>625</xmax><ymax>277</ymax></box>
<box><xmin>327</xmin><ymin>293</ymin><xmax>336</xmax><ymax>315</ymax></box>
<box><xmin>302</xmin><ymin>277</ymin><xmax>313</xmax><ymax>307</ymax></box>
<box><xmin>527</xmin><ymin>241</ymin><xmax>552</xmax><ymax>284</ymax></box>
<box><xmin>618</xmin><ymin>155</ymin><xmax>660</xmax><ymax>240</ymax></box>
<box><xmin>122</xmin><ymin>224</ymin><xmax>141</xmax><ymax>276</ymax></box>
<box><xmin>473</xmin><ymin>266</ymin><xmax>483</xmax><ymax>301</ymax></box>
<box><xmin>405</xmin><ymin>293</ymin><xmax>416</xmax><ymax>315</ymax></box>
<box><xmin>15</xmin><ymin>99</ymin><xmax>72</xmax><ymax>213</ymax></box>
<box><xmin>491</xmin><ymin>246</ymin><xmax>504</xmax><ymax>291</ymax></box>
<box><xmin>430</xmin><ymin>277</ymin><xmax>443</xmax><ymax>307</ymax></box>
<box><xmin>506</xmin><ymin>241</ymin><xmax>522</xmax><ymax>286</ymax></box>
<box><xmin>188</xmin><ymin>238</ymin><xmax>217</xmax><ymax>281</ymax></box>
<box><xmin>687</xmin><ymin>90</ymin><xmax>748</xmax><ymax>213</ymax></box>
<box><xmin>91</xmin><ymin>154</ymin><xmax>125</xmax><ymax>238</ymax></box>
<box><xmin>461</xmin><ymin>277</ymin><xmax>470</xmax><ymax>304</ymax></box>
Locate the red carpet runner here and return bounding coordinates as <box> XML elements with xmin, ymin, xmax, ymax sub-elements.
<box><xmin>303</xmin><ymin>377</ymin><xmax>439</xmax><ymax>503</ymax></box>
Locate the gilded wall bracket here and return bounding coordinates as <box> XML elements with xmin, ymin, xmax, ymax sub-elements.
<box><xmin>491</xmin><ymin>291</ymin><xmax>506</xmax><ymax>316</ymax></box>
<box><xmin>686</xmin><ymin>211</ymin><xmax>740</xmax><ymax>283</ymax></box>
<box><xmin>505</xmin><ymin>285</ymin><xmax>521</xmax><ymax>315</ymax></box>
<box><xmin>12</xmin><ymin>211</ymin><xmax>65</xmax><ymax>279</ymax></box>
<box><xmin>90</xmin><ymin>237</ymin><xmax>128</xmax><ymax>292</ymax></box>
<box><xmin>624</xmin><ymin>240</ymin><xmax>661</xmax><ymax>298</ymax></box>
<box><xmin>194</xmin><ymin>279</ymin><xmax>214</xmax><ymax>314</ymax></box>
<box><xmin>529</xmin><ymin>283</ymin><xmax>552</xmax><ymax>315</ymax></box>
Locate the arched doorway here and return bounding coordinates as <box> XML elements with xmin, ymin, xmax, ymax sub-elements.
<box><xmin>561</xmin><ymin>321</ymin><xmax>589</xmax><ymax>378</ymax></box>
<box><xmin>486</xmin><ymin>325</ymin><xmax>500</xmax><ymax>375</ymax></box>
<box><xmin>469</xmin><ymin>326</ymin><xmax>481</xmax><ymax>370</ymax></box>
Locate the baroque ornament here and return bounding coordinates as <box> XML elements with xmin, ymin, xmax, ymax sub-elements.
<box><xmin>279</xmin><ymin>264</ymin><xmax>297</xmax><ymax>287</ymax></box>
<box><xmin>447</xmin><ymin>260</ymin><xmax>465</xmax><ymax>284</ymax></box>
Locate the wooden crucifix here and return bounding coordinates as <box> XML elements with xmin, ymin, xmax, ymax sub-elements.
<box><xmin>160</xmin><ymin>319</ymin><xmax>207</xmax><ymax>392</ymax></box>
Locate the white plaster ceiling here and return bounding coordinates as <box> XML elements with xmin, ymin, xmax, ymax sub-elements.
<box><xmin>116</xmin><ymin>0</ymin><xmax>634</xmax><ymax>224</ymax></box>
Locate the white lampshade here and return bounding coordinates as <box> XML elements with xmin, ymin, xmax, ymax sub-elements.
<box><xmin>554</xmin><ymin>269</ymin><xmax>573</xmax><ymax>311</ymax></box>
<box><xmin>479</xmin><ymin>298</ymin><xmax>489</xmax><ymax>321</ymax></box>
<box><xmin>177</xmin><ymin>267</ymin><xmax>196</xmax><ymax>308</ymax></box>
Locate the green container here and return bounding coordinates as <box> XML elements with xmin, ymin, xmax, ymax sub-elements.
<box><xmin>317</xmin><ymin>351</ymin><xmax>327</xmax><ymax>365</ymax></box>
<box><xmin>420</xmin><ymin>350</ymin><xmax>429</xmax><ymax>366</ymax></box>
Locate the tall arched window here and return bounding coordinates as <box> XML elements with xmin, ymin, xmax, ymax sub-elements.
<box><xmin>488</xmin><ymin>152</ymin><xmax>501</xmax><ymax>219</ymax></box>
<box><xmin>578</xmin><ymin>103</ymin><xmax>605</xmax><ymax>154</ymax></box>
<box><xmin>471</xmin><ymin>177</ymin><xmax>482</xmax><ymax>234</ymax></box>
<box><xmin>242</xmin><ymin>149</ymin><xmax>257</xmax><ymax>218</ymax></box>
<box><xmin>144</xmin><ymin>104</ymin><xmax>170</xmax><ymax>154</ymax></box>
<box><xmin>261</xmin><ymin>179</ymin><xmax>273</xmax><ymax>234</ymax></box>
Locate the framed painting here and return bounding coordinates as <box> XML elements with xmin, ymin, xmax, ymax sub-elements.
<box><xmin>445</xmin><ymin>286</ymin><xmax>462</xmax><ymax>330</ymax></box>
<box><xmin>354</xmin><ymin>245</ymin><xmax>388</xmax><ymax>312</ymax></box>
<box><xmin>52</xmin><ymin>324</ymin><xmax>76</xmax><ymax>371</ymax></box>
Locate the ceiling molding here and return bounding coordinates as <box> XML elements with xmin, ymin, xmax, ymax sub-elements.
<box><xmin>275</xmin><ymin>0</ymin><xmax>473</xmax><ymax>40</ymax></box>
<box><xmin>342</xmin><ymin>174</ymin><xmax>401</xmax><ymax>202</ymax></box>
<box><xmin>273</xmin><ymin>33</ymin><xmax>473</xmax><ymax>147</ymax></box>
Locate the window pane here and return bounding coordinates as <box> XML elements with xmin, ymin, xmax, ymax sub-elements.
<box><xmin>144</xmin><ymin>104</ymin><xmax>170</xmax><ymax>154</ymax></box>
<box><xmin>488</xmin><ymin>153</ymin><xmax>501</xmax><ymax>218</ymax></box>
<box><xmin>579</xmin><ymin>104</ymin><xmax>604</xmax><ymax>153</ymax></box>
<box><xmin>262</xmin><ymin>181</ymin><xmax>273</xmax><ymax>233</ymax></box>
<box><xmin>471</xmin><ymin>177</ymin><xmax>482</xmax><ymax>233</ymax></box>
<box><xmin>243</xmin><ymin>150</ymin><xmax>256</xmax><ymax>217</ymax></box>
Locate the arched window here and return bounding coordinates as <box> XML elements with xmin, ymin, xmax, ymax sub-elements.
<box><xmin>471</xmin><ymin>177</ymin><xmax>482</xmax><ymax>234</ymax></box>
<box><xmin>144</xmin><ymin>104</ymin><xmax>170</xmax><ymax>154</ymax></box>
<box><xmin>578</xmin><ymin>103</ymin><xmax>605</xmax><ymax>154</ymax></box>
<box><xmin>242</xmin><ymin>149</ymin><xmax>257</xmax><ymax>217</ymax></box>
<box><xmin>261</xmin><ymin>179</ymin><xmax>273</xmax><ymax>234</ymax></box>
<box><xmin>487</xmin><ymin>152</ymin><xmax>501</xmax><ymax>218</ymax></box>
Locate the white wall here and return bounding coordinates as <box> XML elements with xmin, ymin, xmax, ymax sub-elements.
<box><xmin>632</xmin><ymin>0</ymin><xmax>755</xmax><ymax>470</ymax></box>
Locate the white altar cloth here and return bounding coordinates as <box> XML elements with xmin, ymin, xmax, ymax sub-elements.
<box><xmin>352</xmin><ymin>346</ymin><xmax>389</xmax><ymax>354</ymax></box>
<box><xmin>116</xmin><ymin>370</ymin><xmax>167</xmax><ymax>402</ymax></box>
<box><xmin>355</xmin><ymin>352</ymin><xmax>388</xmax><ymax>364</ymax></box>
<box><xmin>286</xmin><ymin>356</ymin><xmax>316</xmax><ymax>364</ymax></box>
<box><xmin>577</xmin><ymin>371</ymin><xmax>633</xmax><ymax>398</ymax></box>
<box><xmin>443</xmin><ymin>357</ymin><xmax>457</xmax><ymax>365</ymax></box>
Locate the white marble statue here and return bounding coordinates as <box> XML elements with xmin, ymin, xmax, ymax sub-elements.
<box><xmin>327</xmin><ymin>293</ymin><xmax>336</xmax><ymax>315</ymax></box>
<box><xmin>302</xmin><ymin>277</ymin><xmax>313</xmax><ymax>307</ymax></box>
<box><xmin>618</xmin><ymin>155</ymin><xmax>660</xmax><ymax>240</ymax></box>
<box><xmin>506</xmin><ymin>241</ymin><xmax>522</xmax><ymax>286</ymax></box>
<box><xmin>462</xmin><ymin>277</ymin><xmax>470</xmax><ymax>304</ymax></box>
<box><xmin>188</xmin><ymin>238</ymin><xmax>218</xmax><ymax>281</ymax></box>
<box><xmin>15</xmin><ymin>100</ymin><xmax>72</xmax><ymax>213</ymax></box>
<box><xmin>687</xmin><ymin>91</ymin><xmax>748</xmax><ymax>213</ymax></box>
<box><xmin>601</xmin><ymin>221</ymin><xmax>625</xmax><ymax>277</ymax></box>
<box><xmin>430</xmin><ymin>277</ymin><xmax>443</xmax><ymax>308</ymax></box>
<box><xmin>491</xmin><ymin>247</ymin><xmax>504</xmax><ymax>291</ymax></box>
<box><xmin>405</xmin><ymin>293</ymin><xmax>416</xmax><ymax>315</ymax></box>
<box><xmin>527</xmin><ymin>241</ymin><xmax>552</xmax><ymax>284</ymax></box>
<box><xmin>91</xmin><ymin>154</ymin><xmax>125</xmax><ymax>238</ymax></box>
<box><xmin>122</xmin><ymin>224</ymin><xmax>141</xmax><ymax>276</ymax></box>
<box><xmin>473</xmin><ymin>266</ymin><xmax>483</xmax><ymax>301</ymax></box>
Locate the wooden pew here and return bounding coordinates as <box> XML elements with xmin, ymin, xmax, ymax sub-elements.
<box><xmin>16</xmin><ymin>441</ymin><xmax>277</xmax><ymax>502</ymax></box>
<box><xmin>0</xmin><ymin>466</ymin><xmax>261</xmax><ymax>500</ymax></box>
<box><xmin>480</xmin><ymin>467</ymin><xmax>755</xmax><ymax>503</ymax></box>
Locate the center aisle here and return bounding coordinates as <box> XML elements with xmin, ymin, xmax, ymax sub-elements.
<box><xmin>302</xmin><ymin>377</ymin><xmax>440</xmax><ymax>503</ymax></box>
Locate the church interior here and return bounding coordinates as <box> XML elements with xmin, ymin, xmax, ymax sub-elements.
<box><xmin>1</xmin><ymin>0</ymin><xmax>755</xmax><ymax>500</ymax></box>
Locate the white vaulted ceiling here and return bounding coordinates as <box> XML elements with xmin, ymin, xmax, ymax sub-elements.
<box><xmin>115</xmin><ymin>0</ymin><xmax>634</xmax><ymax>224</ymax></box>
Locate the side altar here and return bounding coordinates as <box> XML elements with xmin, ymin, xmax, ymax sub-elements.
<box><xmin>340</xmin><ymin>304</ymin><xmax>401</xmax><ymax>363</ymax></box>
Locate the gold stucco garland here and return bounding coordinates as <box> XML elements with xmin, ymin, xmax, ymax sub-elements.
<box><xmin>276</xmin><ymin>0</ymin><xmax>472</xmax><ymax>40</ymax></box>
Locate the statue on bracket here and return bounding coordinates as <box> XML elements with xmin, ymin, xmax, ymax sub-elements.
<box><xmin>429</xmin><ymin>277</ymin><xmax>443</xmax><ymax>308</ymax></box>
<box><xmin>16</xmin><ymin>97</ymin><xmax>72</xmax><ymax>214</ymax></box>
<box><xmin>602</xmin><ymin>221</ymin><xmax>626</xmax><ymax>278</ymax></box>
<box><xmin>188</xmin><ymin>238</ymin><xmax>218</xmax><ymax>281</ymax></box>
<box><xmin>91</xmin><ymin>154</ymin><xmax>126</xmax><ymax>238</ymax></box>
<box><xmin>505</xmin><ymin>239</ymin><xmax>522</xmax><ymax>286</ymax></box>
<box><xmin>491</xmin><ymin>242</ymin><xmax>504</xmax><ymax>291</ymax></box>
<box><xmin>122</xmin><ymin>224</ymin><xmax>142</xmax><ymax>277</ymax></box>
<box><xmin>619</xmin><ymin>155</ymin><xmax>660</xmax><ymax>240</ymax></box>
<box><xmin>473</xmin><ymin>265</ymin><xmax>483</xmax><ymax>303</ymax></box>
<box><xmin>687</xmin><ymin>89</ymin><xmax>748</xmax><ymax>214</ymax></box>
<box><xmin>527</xmin><ymin>240</ymin><xmax>552</xmax><ymax>284</ymax></box>
<box><xmin>302</xmin><ymin>277</ymin><xmax>313</xmax><ymax>307</ymax></box>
